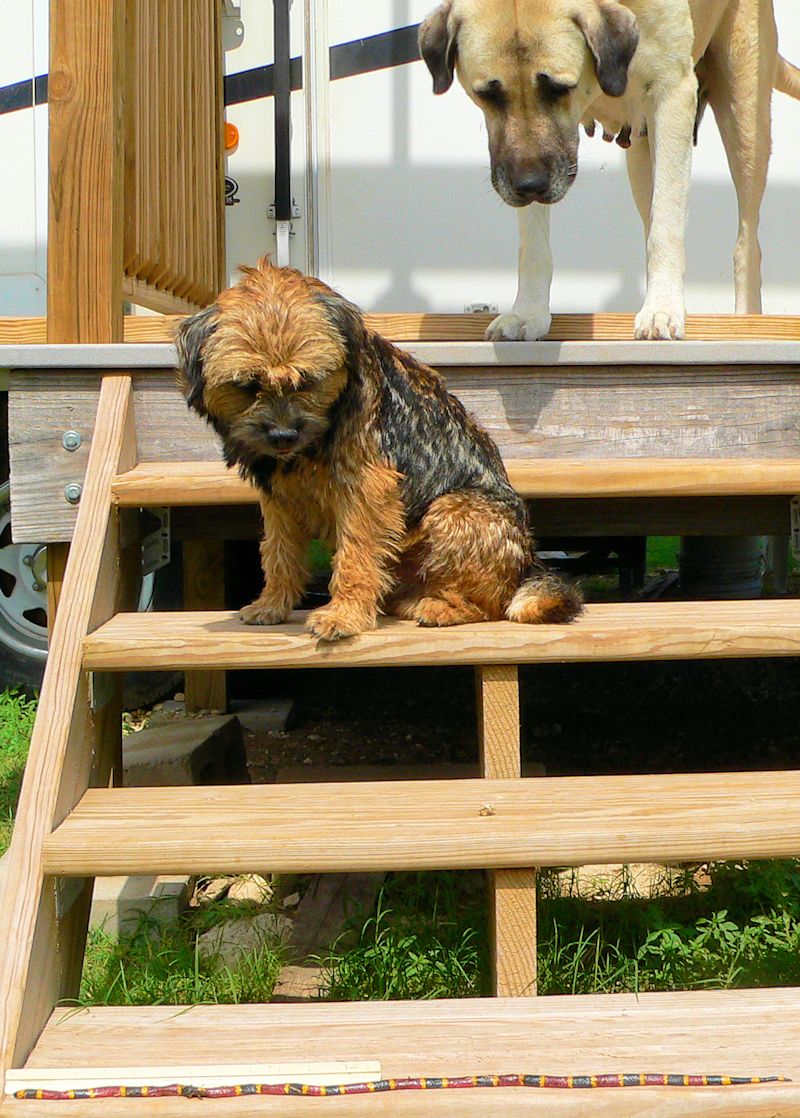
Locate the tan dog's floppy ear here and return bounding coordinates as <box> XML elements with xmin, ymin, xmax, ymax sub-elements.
<box><xmin>175</xmin><ymin>304</ymin><xmax>218</xmax><ymax>414</ymax></box>
<box><xmin>575</xmin><ymin>0</ymin><xmax>638</xmax><ymax>97</ymax></box>
<box><xmin>418</xmin><ymin>3</ymin><xmax>459</xmax><ymax>95</ymax></box>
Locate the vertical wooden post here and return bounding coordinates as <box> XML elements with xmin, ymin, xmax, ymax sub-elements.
<box><xmin>476</xmin><ymin>665</ymin><xmax>537</xmax><ymax>997</ymax></box>
<box><xmin>183</xmin><ymin>539</ymin><xmax>227</xmax><ymax>712</ymax></box>
<box><xmin>46</xmin><ymin>543</ymin><xmax>69</xmax><ymax>637</ymax></box>
<box><xmin>47</xmin><ymin>0</ymin><xmax>125</xmax><ymax>344</ymax></box>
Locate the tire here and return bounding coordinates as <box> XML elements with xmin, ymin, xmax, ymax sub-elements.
<box><xmin>0</xmin><ymin>479</ymin><xmax>182</xmax><ymax>701</ymax></box>
<box><xmin>0</xmin><ymin>480</ymin><xmax>49</xmax><ymax>692</ymax></box>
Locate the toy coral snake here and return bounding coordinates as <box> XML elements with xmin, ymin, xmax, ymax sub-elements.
<box><xmin>15</xmin><ymin>1073</ymin><xmax>789</xmax><ymax>1099</ymax></box>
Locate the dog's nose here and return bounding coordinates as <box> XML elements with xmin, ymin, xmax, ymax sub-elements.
<box><xmin>267</xmin><ymin>427</ymin><xmax>300</xmax><ymax>451</ymax></box>
<box><xmin>510</xmin><ymin>167</ymin><xmax>551</xmax><ymax>201</ymax></box>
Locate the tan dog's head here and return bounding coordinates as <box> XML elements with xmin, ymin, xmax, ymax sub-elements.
<box><xmin>419</xmin><ymin>0</ymin><xmax>638</xmax><ymax>206</ymax></box>
<box><xmin>175</xmin><ymin>259</ymin><xmax>364</xmax><ymax>472</ymax></box>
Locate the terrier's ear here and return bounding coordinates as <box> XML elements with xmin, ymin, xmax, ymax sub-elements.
<box><xmin>575</xmin><ymin>1</ymin><xmax>638</xmax><ymax>97</ymax></box>
<box><xmin>314</xmin><ymin>289</ymin><xmax>366</xmax><ymax>367</ymax></box>
<box><xmin>419</xmin><ymin>3</ymin><xmax>460</xmax><ymax>94</ymax></box>
<box><xmin>174</xmin><ymin>304</ymin><xmax>218</xmax><ymax>414</ymax></box>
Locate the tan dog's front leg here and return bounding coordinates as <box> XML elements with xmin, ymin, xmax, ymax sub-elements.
<box><xmin>240</xmin><ymin>495</ymin><xmax>309</xmax><ymax>625</ymax></box>
<box><xmin>306</xmin><ymin>464</ymin><xmax>405</xmax><ymax>642</ymax></box>
<box><xmin>634</xmin><ymin>69</ymin><xmax>698</xmax><ymax>340</ymax></box>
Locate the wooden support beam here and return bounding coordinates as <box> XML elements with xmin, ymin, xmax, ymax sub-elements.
<box><xmin>47</xmin><ymin>0</ymin><xmax>125</xmax><ymax>343</ymax></box>
<box><xmin>45</xmin><ymin>543</ymin><xmax>69</xmax><ymax>638</ymax></box>
<box><xmin>182</xmin><ymin>539</ymin><xmax>227</xmax><ymax>713</ymax></box>
<box><xmin>476</xmin><ymin>666</ymin><xmax>536</xmax><ymax>997</ymax></box>
<box><xmin>0</xmin><ymin>376</ymin><xmax>138</xmax><ymax>1088</ymax></box>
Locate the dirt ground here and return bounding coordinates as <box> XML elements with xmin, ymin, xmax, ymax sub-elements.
<box><xmin>238</xmin><ymin>630</ymin><xmax>800</xmax><ymax>784</ymax></box>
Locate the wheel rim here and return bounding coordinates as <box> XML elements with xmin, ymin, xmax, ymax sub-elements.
<box><xmin>0</xmin><ymin>481</ymin><xmax>49</xmax><ymax>661</ymax></box>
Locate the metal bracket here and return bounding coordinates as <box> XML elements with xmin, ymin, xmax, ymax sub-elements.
<box><xmin>141</xmin><ymin>507</ymin><xmax>171</xmax><ymax>576</ymax></box>
<box><xmin>464</xmin><ymin>303</ymin><xmax>499</xmax><ymax>314</ymax></box>
<box><xmin>268</xmin><ymin>200</ymin><xmax>301</xmax><ymax>220</ymax></box>
<box><xmin>791</xmin><ymin>496</ymin><xmax>800</xmax><ymax>557</ymax></box>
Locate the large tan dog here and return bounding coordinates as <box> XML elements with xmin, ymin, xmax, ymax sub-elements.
<box><xmin>419</xmin><ymin>0</ymin><xmax>800</xmax><ymax>339</ymax></box>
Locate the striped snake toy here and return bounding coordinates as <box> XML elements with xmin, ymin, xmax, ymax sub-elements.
<box><xmin>16</xmin><ymin>1072</ymin><xmax>789</xmax><ymax>1099</ymax></box>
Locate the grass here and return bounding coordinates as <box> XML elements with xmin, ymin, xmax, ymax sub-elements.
<box><xmin>318</xmin><ymin>861</ymin><xmax>800</xmax><ymax>1001</ymax></box>
<box><xmin>0</xmin><ymin>688</ymin><xmax>37</xmax><ymax>856</ymax></box>
<box><xmin>77</xmin><ymin>901</ymin><xmax>285</xmax><ymax>1007</ymax></box>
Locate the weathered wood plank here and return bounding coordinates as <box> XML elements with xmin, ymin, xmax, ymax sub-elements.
<box><xmin>109</xmin><ymin>460</ymin><xmax>800</xmax><ymax>507</ymax></box>
<box><xmin>47</xmin><ymin>0</ymin><xmax>125</xmax><ymax>343</ymax></box>
<box><xmin>8</xmin><ymin>990</ymin><xmax>799</xmax><ymax>1115</ymax></box>
<box><xmin>41</xmin><ymin>770</ymin><xmax>800</xmax><ymax>876</ymax></box>
<box><xmin>82</xmin><ymin>600</ymin><xmax>800</xmax><ymax>673</ymax></box>
<box><xmin>10</xmin><ymin>365</ymin><xmax>800</xmax><ymax>541</ymax></box>
<box><xmin>5</xmin><ymin>313</ymin><xmax>800</xmax><ymax>345</ymax></box>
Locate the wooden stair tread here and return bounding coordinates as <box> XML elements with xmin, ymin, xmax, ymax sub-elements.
<box><xmin>42</xmin><ymin>771</ymin><xmax>800</xmax><ymax>875</ymax></box>
<box><xmin>83</xmin><ymin>601</ymin><xmax>800</xmax><ymax>671</ymax></box>
<box><xmin>112</xmin><ymin>459</ymin><xmax>800</xmax><ymax>506</ymax></box>
<box><xmin>5</xmin><ymin>310</ymin><xmax>800</xmax><ymax>346</ymax></box>
<box><xmin>4</xmin><ymin>989</ymin><xmax>800</xmax><ymax>1114</ymax></box>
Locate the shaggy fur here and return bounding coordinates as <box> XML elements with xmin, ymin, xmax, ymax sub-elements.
<box><xmin>175</xmin><ymin>259</ymin><xmax>581</xmax><ymax>641</ymax></box>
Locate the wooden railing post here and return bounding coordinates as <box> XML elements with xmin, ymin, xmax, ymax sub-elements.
<box><xmin>47</xmin><ymin>0</ymin><xmax>125</xmax><ymax>344</ymax></box>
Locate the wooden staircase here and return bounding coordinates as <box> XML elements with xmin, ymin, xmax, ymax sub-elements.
<box><xmin>1</xmin><ymin>338</ymin><xmax>800</xmax><ymax>1115</ymax></box>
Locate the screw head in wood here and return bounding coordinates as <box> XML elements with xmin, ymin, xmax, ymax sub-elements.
<box><xmin>62</xmin><ymin>430</ymin><xmax>82</xmax><ymax>451</ymax></box>
<box><xmin>64</xmin><ymin>482</ymin><xmax>82</xmax><ymax>505</ymax></box>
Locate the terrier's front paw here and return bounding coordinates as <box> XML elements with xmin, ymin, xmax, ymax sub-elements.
<box><xmin>486</xmin><ymin>308</ymin><xmax>551</xmax><ymax>342</ymax></box>
<box><xmin>634</xmin><ymin>297</ymin><xmax>686</xmax><ymax>340</ymax></box>
<box><xmin>239</xmin><ymin>599</ymin><xmax>291</xmax><ymax>626</ymax></box>
<box><xmin>305</xmin><ymin>604</ymin><xmax>376</xmax><ymax>642</ymax></box>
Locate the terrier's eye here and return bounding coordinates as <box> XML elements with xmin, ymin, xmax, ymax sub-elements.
<box><xmin>538</xmin><ymin>73</ymin><xmax>576</xmax><ymax>100</ymax></box>
<box><xmin>474</xmin><ymin>79</ymin><xmax>507</xmax><ymax>107</ymax></box>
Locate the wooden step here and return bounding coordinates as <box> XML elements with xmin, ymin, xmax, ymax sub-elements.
<box><xmin>42</xmin><ymin>771</ymin><xmax>800</xmax><ymax>876</ymax></box>
<box><xmin>4</xmin><ymin>309</ymin><xmax>800</xmax><ymax>344</ymax></box>
<box><xmin>82</xmin><ymin>601</ymin><xmax>800</xmax><ymax>672</ymax></box>
<box><xmin>111</xmin><ymin>458</ymin><xmax>800</xmax><ymax>506</ymax></box>
<box><xmin>4</xmin><ymin>988</ymin><xmax>800</xmax><ymax>1115</ymax></box>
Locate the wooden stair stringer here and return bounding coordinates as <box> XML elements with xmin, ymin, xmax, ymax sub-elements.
<box><xmin>0</xmin><ymin>377</ymin><xmax>140</xmax><ymax>1091</ymax></box>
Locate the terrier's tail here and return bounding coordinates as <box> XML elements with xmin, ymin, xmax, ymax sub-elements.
<box><xmin>775</xmin><ymin>55</ymin><xmax>800</xmax><ymax>100</ymax></box>
<box><xmin>506</xmin><ymin>570</ymin><xmax>583</xmax><ymax>625</ymax></box>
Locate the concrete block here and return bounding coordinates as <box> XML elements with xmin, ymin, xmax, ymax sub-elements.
<box><xmin>197</xmin><ymin>912</ymin><xmax>293</xmax><ymax>969</ymax></box>
<box><xmin>229</xmin><ymin>699</ymin><xmax>296</xmax><ymax>735</ymax></box>
<box><xmin>90</xmin><ymin>875</ymin><xmax>193</xmax><ymax>938</ymax></box>
<box><xmin>123</xmin><ymin>714</ymin><xmax>249</xmax><ymax>787</ymax></box>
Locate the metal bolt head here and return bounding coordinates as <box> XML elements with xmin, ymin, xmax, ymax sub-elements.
<box><xmin>62</xmin><ymin>430</ymin><xmax>82</xmax><ymax>451</ymax></box>
<box><xmin>64</xmin><ymin>482</ymin><xmax>82</xmax><ymax>505</ymax></box>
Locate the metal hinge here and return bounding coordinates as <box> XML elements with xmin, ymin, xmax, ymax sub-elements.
<box><xmin>791</xmin><ymin>496</ymin><xmax>800</xmax><ymax>557</ymax></box>
<box><xmin>141</xmin><ymin>508</ymin><xmax>171</xmax><ymax>576</ymax></box>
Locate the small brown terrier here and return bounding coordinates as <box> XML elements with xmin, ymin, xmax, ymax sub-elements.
<box><xmin>176</xmin><ymin>259</ymin><xmax>581</xmax><ymax>641</ymax></box>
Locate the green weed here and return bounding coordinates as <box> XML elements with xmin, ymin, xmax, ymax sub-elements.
<box><xmin>77</xmin><ymin>904</ymin><xmax>284</xmax><ymax>1007</ymax></box>
<box><xmin>0</xmin><ymin>688</ymin><xmax>37</xmax><ymax>856</ymax></box>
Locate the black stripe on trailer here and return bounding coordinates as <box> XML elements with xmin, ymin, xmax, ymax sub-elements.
<box><xmin>0</xmin><ymin>25</ymin><xmax>422</xmax><ymax>116</ymax></box>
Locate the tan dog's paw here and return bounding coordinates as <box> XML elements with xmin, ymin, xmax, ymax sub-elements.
<box><xmin>486</xmin><ymin>309</ymin><xmax>551</xmax><ymax>342</ymax></box>
<box><xmin>239</xmin><ymin>599</ymin><xmax>291</xmax><ymax>626</ymax></box>
<box><xmin>634</xmin><ymin>299</ymin><xmax>686</xmax><ymax>340</ymax></box>
<box><xmin>305</xmin><ymin>604</ymin><xmax>376</xmax><ymax>642</ymax></box>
